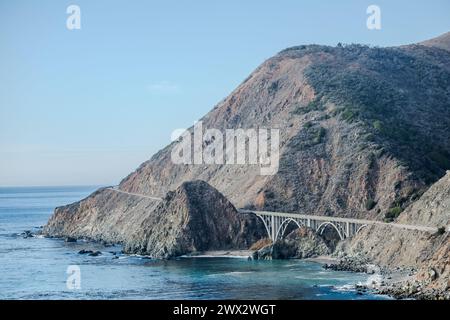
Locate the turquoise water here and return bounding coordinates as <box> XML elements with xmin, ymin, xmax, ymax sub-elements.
<box><xmin>0</xmin><ymin>186</ymin><xmax>387</xmax><ymax>300</ymax></box>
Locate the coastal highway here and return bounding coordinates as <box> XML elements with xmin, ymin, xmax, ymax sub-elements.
<box><xmin>106</xmin><ymin>186</ymin><xmax>163</xmax><ymax>201</ymax></box>
<box><xmin>105</xmin><ymin>186</ymin><xmax>440</xmax><ymax>234</ymax></box>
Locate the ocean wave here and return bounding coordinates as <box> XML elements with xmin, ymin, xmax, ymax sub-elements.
<box><xmin>360</xmin><ymin>273</ymin><xmax>383</xmax><ymax>287</ymax></box>
<box><xmin>332</xmin><ymin>284</ymin><xmax>356</xmax><ymax>292</ymax></box>
<box><xmin>223</xmin><ymin>271</ymin><xmax>255</xmax><ymax>276</ymax></box>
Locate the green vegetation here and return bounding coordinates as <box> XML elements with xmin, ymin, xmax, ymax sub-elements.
<box><xmin>312</xmin><ymin>127</ymin><xmax>326</xmax><ymax>145</ymax></box>
<box><xmin>365</xmin><ymin>198</ymin><xmax>376</xmax><ymax>211</ymax></box>
<box><xmin>268</xmin><ymin>81</ymin><xmax>279</xmax><ymax>94</ymax></box>
<box><xmin>436</xmin><ymin>226</ymin><xmax>446</xmax><ymax>235</ymax></box>
<box><xmin>303</xmin><ymin>121</ymin><xmax>313</xmax><ymax>129</ymax></box>
<box><xmin>373</xmin><ymin>120</ymin><xmax>383</xmax><ymax>131</ymax></box>
<box><xmin>339</xmin><ymin>107</ymin><xmax>358</xmax><ymax>123</ymax></box>
<box><xmin>384</xmin><ymin>205</ymin><xmax>403</xmax><ymax>222</ymax></box>
<box><xmin>292</xmin><ymin>99</ymin><xmax>324</xmax><ymax>115</ymax></box>
<box><xmin>264</xmin><ymin>190</ymin><xmax>275</xmax><ymax>199</ymax></box>
<box><xmin>428</xmin><ymin>150</ymin><xmax>450</xmax><ymax>170</ymax></box>
<box><xmin>367</xmin><ymin>152</ymin><xmax>376</xmax><ymax>169</ymax></box>
<box><xmin>302</xmin><ymin>44</ymin><xmax>450</xmax><ymax>183</ymax></box>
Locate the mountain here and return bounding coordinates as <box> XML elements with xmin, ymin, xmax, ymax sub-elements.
<box><xmin>420</xmin><ymin>31</ymin><xmax>450</xmax><ymax>52</ymax></box>
<box><xmin>117</xmin><ymin>32</ymin><xmax>450</xmax><ymax>220</ymax></box>
<box><xmin>44</xmin><ymin>32</ymin><xmax>450</xmax><ymax>297</ymax></box>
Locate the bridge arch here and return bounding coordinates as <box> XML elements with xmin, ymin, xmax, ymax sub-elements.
<box><xmin>317</xmin><ymin>221</ymin><xmax>345</xmax><ymax>240</ymax></box>
<box><xmin>255</xmin><ymin>214</ymin><xmax>272</xmax><ymax>240</ymax></box>
<box><xmin>249</xmin><ymin>211</ymin><xmax>373</xmax><ymax>242</ymax></box>
<box><xmin>275</xmin><ymin>218</ymin><xmax>304</xmax><ymax>241</ymax></box>
<box><xmin>356</xmin><ymin>224</ymin><xmax>368</xmax><ymax>234</ymax></box>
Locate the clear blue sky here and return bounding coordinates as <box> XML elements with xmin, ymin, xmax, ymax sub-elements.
<box><xmin>1</xmin><ymin>0</ymin><xmax>449</xmax><ymax>186</ymax></box>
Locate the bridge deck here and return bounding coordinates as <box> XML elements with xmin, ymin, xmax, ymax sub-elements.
<box><xmin>239</xmin><ymin>209</ymin><xmax>437</xmax><ymax>233</ymax></box>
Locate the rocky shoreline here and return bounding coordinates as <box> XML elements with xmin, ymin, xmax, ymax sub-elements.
<box><xmin>321</xmin><ymin>253</ymin><xmax>450</xmax><ymax>300</ymax></box>
<box><xmin>41</xmin><ymin>177</ymin><xmax>449</xmax><ymax>300</ymax></box>
<box><xmin>27</xmin><ymin>226</ymin><xmax>450</xmax><ymax>300</ymax></box>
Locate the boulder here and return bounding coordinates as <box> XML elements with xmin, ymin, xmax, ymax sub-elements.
<box><xmin>323</xmin><ymin>254</ymin><xmax>370</xmax><ymax>273</ymax></box>
<box><xmin>78</xmin><ymin>249</ymin><xmax>93</xmax><ymax>255</ymax></box>
<box><xmin>252</xmin><ymin>244</ymin><xmax>273</xmax><ymax>260</ymax></box>
<box><xmin>21</xmin><ymin>230</ymin><xmax>34</xmax><ymax>239</ymax></box>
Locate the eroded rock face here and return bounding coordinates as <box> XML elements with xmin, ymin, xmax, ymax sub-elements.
<box><xmin>253</xmin><ymin>227</ymin><xmax>330</xmax><ymax>260</ymax></box>
<box><xmin>397</xmin><ymin>171</ymin><xmax>450</xmax><ymax>228</ymax></box>
<box><xmin>43</xmin><ymin>188</ymin><xmax>160</xmax><ymax>244</ymax></box>
<box><xmin>338</xmin><ymin>171</ymin><xmax>450</xmax><ymax>298</ymax></box>
<box><xmin>122</xmin><ymin>180</ymin><xmax>265</xmax><ymax>258</ymax></box>
<box><xmin>45</xmin><ymin>181</ymin><xmax>265</xmax><ymax>259</ymax></box>
<box><xmin>376</xmin><ymin>234</ymin><xmax>449</xmax><ymax>300</ymax></box>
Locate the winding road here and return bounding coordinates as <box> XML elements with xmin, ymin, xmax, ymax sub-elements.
<box><xmin>106</xmin><ymin>186</ymin><xmax>439</xmax><ymax>236</ymax></box>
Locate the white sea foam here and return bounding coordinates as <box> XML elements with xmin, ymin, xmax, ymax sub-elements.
<box><xmin>361</xmin><ymin>273</ymin><xmax>383</xmax><ymax>287</ymax></box>
<box><xmin>333</xmin><ymin>284</ymin><xmax>355</xmax><ymax>291</ymax></box>
<box><xmin>223</xmin><ymin>271</ymin><xmax>254</xmax><ymax>276</ymax></box>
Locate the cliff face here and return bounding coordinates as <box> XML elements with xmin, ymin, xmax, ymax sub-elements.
<box><xmin>43</xmin><ymin>187</ymin><xmax>160</xmax><ymax>244</ymax></box>
<box><xmin>122</xmin><ymin>180</ymin><xmax>265</xmax><ymax>258</ymax></box>
<box><xmin>337</xmin><ymin>171</ymin><xmax>450</xmax><ymax>298</ymax></box>
<box><xmin>45</xmin><ymin>33</ymin><xmax>450</xmax><ymax>264</ymax></box>
<box><xmin>340</xmin><ymin>172</ymin><xmax>450</xmax><ymax>266</ymax></box>
<box><xmin>397</xmin><ymin>171</ymin><xmax>450</xmax><ymax>228</ymax></box>
<box><xmin>44</xmin><ymin>180</ymin><xmax>265</xmax><ymax>257</ymax></box>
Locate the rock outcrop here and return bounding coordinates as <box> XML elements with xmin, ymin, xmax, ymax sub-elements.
<box><xmin>336</xmin><ymin>171</ymin><xmax>450</xmax><ymax>298</ymax></box>
<box><xmin>253</xmin><ymin>227</ymin><xmax>330</xmax><ymax>260</ymax></box>
<box><xmin>376</xmin><ymin>233</ymin><xmax>449</xmax><ymax>300</ymax></box>
<box><xmin>44</xmin><ymin>180</ymin><xmax>265</xmax><ymax>258</ymax></box>
<box><xmin>123</xmin><ymin>180</ymin><xmax>265</xmax><ymax>258</ymax></box>
<box><xmin>397</xmin><ymin>171</ymin><xmax>450</xmax><ymax>229</ymax></box>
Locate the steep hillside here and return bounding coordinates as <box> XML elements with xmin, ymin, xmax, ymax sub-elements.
<box><xmin>420</xmin><ymin>31</ymin><xmax>450</xmax><ymax>52</ymax></box>
<box><xmin>339</xmin><ymin>171</ymin><xmax>450</xmax><ymax>298</ymax></box>
<box><xmin>118</xmin><ymin>38</ymin><xmax>450</xmax><ymax>221</ymax></box>
<box><xmin>398</xmin><ymin>171</ymin><xmax>450</xmax><ymax>228</ymax></box>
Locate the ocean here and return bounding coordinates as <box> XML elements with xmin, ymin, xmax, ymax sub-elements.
<box><xmin>0</xmin><ymin>186</ymin><xmax>388</xmax><ymax>299</ymax></box>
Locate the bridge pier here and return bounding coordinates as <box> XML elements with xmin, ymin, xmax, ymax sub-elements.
<box><xmin>271</xmin><ymin>216</ymin><xmax>275</xmax><ymax>241</ymax></box>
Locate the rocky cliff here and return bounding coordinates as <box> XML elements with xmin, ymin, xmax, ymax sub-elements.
<box><xmin>337</xmin><ymin>171</ymin><xmax>450</xmax><ymax>298</ymax></box>
<box><xmin>397</xmin><ymin>171</ymin><xmax>450</xmax><ymax>228</ymax></box>
<box><xmin>122</xmin><ymin>180</ymin><xmax>265</xmax><ymax>258</ymax></box>
<box><xmin>44</xmin><ymin>180</ymin><xmax>265</xmax><ymax>258</ymax></box>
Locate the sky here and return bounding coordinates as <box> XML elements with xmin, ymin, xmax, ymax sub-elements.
<box><xmin>1</xmin><ymin>0</ymin><xmax>449</xmax><ymax>186</ymax></box>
